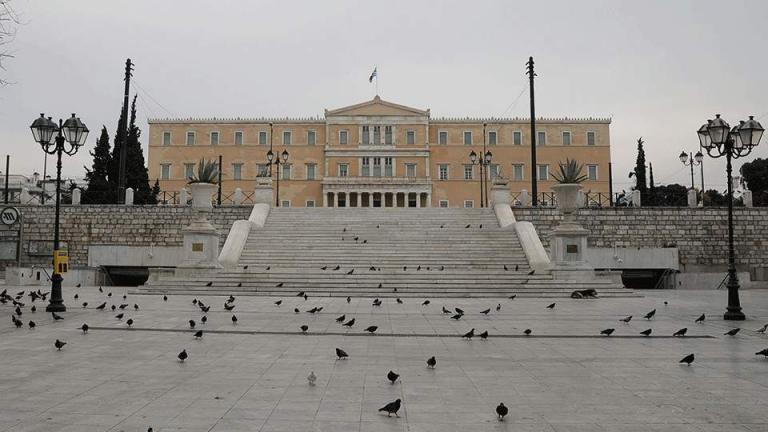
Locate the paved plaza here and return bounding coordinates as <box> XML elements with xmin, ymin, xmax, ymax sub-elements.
<box><xmin>1</xmin><ymin>286</ymin><xmax>768</xmax><ymax>432</ymax></box>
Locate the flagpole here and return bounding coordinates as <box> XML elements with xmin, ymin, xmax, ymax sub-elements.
<box><xmin>375</xmin><ymin>65</ymin><xmax>379</xmax><ymax>95</ymax></box>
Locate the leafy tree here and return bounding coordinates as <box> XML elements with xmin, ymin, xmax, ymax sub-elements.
<box><xmin>703</xmin><ymin>189</ymin><xmax>729</xmax><ymax>206</ymax></box>
<box><xmin>652</xmin><ymin>183</ymin><xmax>687</xmax><ymax>206</ymax></box>
<box><xmin>740</xmin><ymin>158</ymin><xmax>768</xmax><ymax>206</ymax></box>
<box><xmin>151</xmin><ymin>179</ymin><xmax>161</xmax><ymax>202</ymax></box>
<box><xmin>82</xmin><ymin>126</ymin><xmax>113</xmax><ymax>204</ymax></box>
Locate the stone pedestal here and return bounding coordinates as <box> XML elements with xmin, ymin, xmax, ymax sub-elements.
<box><xmin>234</xmin><ymin>187</ymin><xmax>243</xmax><ymax>205</ymax></box>
<box><xmin>519</xmin><ymin>189</ymin><xmax>530</xmax><ymax>207</ymax></box>
<box><xmin>687</xmin><ymin>189</ymin><xmax>697</xmax><ymax>208</ymax></box>
<box><xmin>125</xmin><ymin>187</ymin><xmax>134</xmax><ymax>205</ymax></box>
<box><xmin>550</xmin><ymin>183</ymin><xmax>595</xmax><ymax>280</ymax></box>
<box><xmin>179</xmin><ymin>188</ymin><xmax>189</xmax><ymax>206</ymax></box>
<box><xmin>631</xmin><ymin>190</ymin><xmax>641</xmax><ymax>207</ymax></box>
<box><xmin>254</xmin><ymin>177</ymin><xmax>273</xmax><ymax>205</ymax></box>
<box><xmin>743</xmin><ymin>190</ymin><xmax>753</xmax><ymax>207</ymax></box>
<box><xmin>177</xmin><ymin>183</ymin><xmax>221</xmax><ymax>274</ymax></box>
<box><xmin>71</xmin><ymin>188</ymin><xmax>81</xmax><ymax>205</ymax></box>
<box><xmin>490</xmin><ymin>178</ymin><xmax>511</xmax><ymax>205</ymax></box>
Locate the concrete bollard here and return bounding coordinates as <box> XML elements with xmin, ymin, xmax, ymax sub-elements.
<box><xmin>179</xmin><ymin>188</ymin><xmax>189</xmax><ymax>206</ymax></box>
<box><xmin>124</xmin><ymin>187</ymin><xmax>134</xmax><ymax>205</ymax></box>
<box><xmin>234</xmin><ymin>187</ymin><xmax>243</xmax><ymax>205</ymax></box>
<box><xmin>519</xmin><ymin>189</ymin><xmax>530</xmax><ymax>207</ymax></box>
<box><xmin>631</xmin><ymin>190</ymin><xmax>641</xmax><ymax>207</ymax></box>
<box><xmin>743</xmin><ymin>190</ymin><xmax>753</xmax><ymax>207</ymax></box>
<box><xmin>687</xmin><ymin>189</ymin><xmax>697</xmax><ymax>208</ymax></box>
<box><xmin>71</xmin><ymin>188</ymin><xmax>81</xmax><ymax>205</ymax></box>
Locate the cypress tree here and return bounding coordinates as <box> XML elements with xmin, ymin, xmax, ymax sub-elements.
<box><xmin>125</xmin><ymin>95</ymin><xmax>154</xmax><ymax>204</ymax></box>
<box><xmin>634</xmin><ymin>137</ymin><xmax>647</xmax><ymax>192</ymax></box>
<box><xmin>107</xmin><ymin>100</ymin><xmax>127</xmax><ymax>202</ymax></box>
<box><xmin>82</xmin><ymin>126</ymin><xmax>113</xmax><ymax>204</ymax></box>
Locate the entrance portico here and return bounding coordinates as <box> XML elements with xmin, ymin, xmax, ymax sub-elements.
<box><xmin>322</xmin><ymin>177</ymin><xmax>431</xmax><ymax>208</ymax></box>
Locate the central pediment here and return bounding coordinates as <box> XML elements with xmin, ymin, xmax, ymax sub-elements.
<box><xmin>325</xmin><ymin>95</ymin><xmax>429</xmax><ymax>117</ymax></box>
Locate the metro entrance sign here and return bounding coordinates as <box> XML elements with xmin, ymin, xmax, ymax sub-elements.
<box><xmin>0</xmin><ymin>207</ymin><xmax>20</xmax><ymax>226</ymax></box>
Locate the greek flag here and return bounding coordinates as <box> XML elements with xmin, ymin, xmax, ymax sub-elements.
<box><xmin>369</xmin><ymin>67</ymin><xmax>377</xmax><ymax>83</ymax></box>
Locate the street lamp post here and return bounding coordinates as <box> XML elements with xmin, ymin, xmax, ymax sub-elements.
<box><xmin>30</xmin><ymin>113</ymin><xmax>89</xmax><ymax>313</ymax></box>
<box><xmin>267</xmin><ymin>149</ymin><xmax>289</xmax><ymax>207</ymax></box>
<box><xmin>697</xmin><ymin>114</ymin><xmax>764</xmax><ymax>320</ymax></box>
<box><xmin>679</xmin><ymin>150</ymin><xmax>703</xmax><ymax>202</ymax></box>
<box><xmin>468</xmin><ymin>123</ymin><xmax>493</xmax><ymax>208</ymax></box>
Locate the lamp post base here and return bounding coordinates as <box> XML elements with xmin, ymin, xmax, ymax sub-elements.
<box><xmin>45</xmin><ymin>273</ymin><xmax>67</xmax><ymax>313</ymax></box>
<box><xmin>724</xmin><ymin>308</ymin><xmax>745</xmax><ymax>321</ymax></box>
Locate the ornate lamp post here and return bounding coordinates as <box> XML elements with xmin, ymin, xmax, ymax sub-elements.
<box><xmin>697</xmin><ymin>114</ymin><xmax>764</xmax><ymax>320</ymax></box>
<box><xmin>30</xmin><ymin>113</ymin><xmax>89</xmax><ymax>312</ymax></box>
<box><xmin>679</xmin><ymin>150</ymin><xmax>704</xmax><ymax>202</ymax></box>
<box><xmin>468</xmin><ymin>124</ymin><xmax>493</xmax><ymax>209</ymax></box>
<box><xmin>267</xmin><ymin>148</ymin><xmax>289</xmax><ymax>207</ymax></box>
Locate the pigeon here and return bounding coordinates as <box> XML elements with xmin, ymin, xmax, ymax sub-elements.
<box><xmin>98</xmin><ymin>287</ymin><xmax>103</xmax><ymax>293</ymax></box>
<box><xmin>334</xmin><ymin>265</ymin><xmax>340</xmax><ymax>271</ymax></box>
<box><xmin>695</xmin><ymin>314</ymin><xmax>705</xmax><ymax>323</ymax></box>
<box><xmin>231</xmin><ymin>315</ymin><xmax>238</xmax><ymax>324</ymax></box>
<box><xmin>243</xmin><ymin>265</ymin><xmax>249</xmax><ymax>270</ymax></box>
<box><xmin>194</xmin><ymin>330</ymin><xmax>203</xmax><ymax>339</ymax></box>
<box><xmin>463</xmin><ymin>328</ymin><xmax>475</xmax><ymax>339</ymax></box>
<box><xmin>455</xmin><ymin>307</ymin><xmax>464</xmax><ymax>314</ymax></box>
<box><xmin>417</xmin><ymin>265</ymin><xmax>421</xmax><ymax>271</ymax></box>
<box><xmin>756</xmin><ymin>348</ymin><xmax>768</xmax><ymax>357</ymax></box>
<box><xmin>76</xmin><ymin>283</ymin><xmax>81</xmax><ymax>288</ymax></box>
<box><xmin>81</xmin><ymin>323</ymin><xmax>89</xmax><ymax>333</ymax></box>
<box><xmin>387</xmin><ymin>370</ymin><xmax>399</xmax><ymax>384</ymax></box>
<box><xmin>365</xmin><ymin>325</ymin><xmax>378</xmax><ymax>334</ymax></box>
<box><xmin>296</xmin><ymin>291</ymin><xmax>305</xmax><ymax>297</ymax></box>
<box><xmin>527</xmin><ymin>269</ymin><xmax>535</xmax><ymax>275</ymax></box>
<box><xmin>12</xmin><ymin>318</ymin><xmax>21</xmax><ymax>328</ymax></box>
<box><xmin>52</xmin><ymin>312</ymin><xmax>64</xmax><ymax>321</ymax></box>
<box><xmin>346</xmin><ymin>269</ymin><xmax>354</xmax><ymax>275</ymax></box>
<box><xmin>496</xmin><ymin>403</ymin><xmax>508</xmax><ymax>421</ymax></box>
<box><xmin>504</xmin><ymin>265</ymin><xmax>508</xmax><ymax>271</ymax></box>
<box><xmin>422</xmin><ymin>300</ymin><xmax>430</xmax><ymax>306</ymax></box>
<box><xmin>378</xmin><ymin>399</ymin><xmax>401</xmax><ymax>417</ymax></box>
<box><xmin>343</xmin><ymin>318</ymin><xmax>355</xmax><ymax>327</ymax></box>
<box><xmin>336</xmin><ymin>348</ymin><xmax>349</xmax><ymax>359</ymax></box>
<box><xmin>508</xmin><ymin>295</ymin><xmax>517</xmax><ymax>300</ymax></box>
<box><xmin>236</xmin><ymin>282</ymin><xmax>242</xmax><ymax>287</ymax></box>
<box><xmin>600</xmin><ymin>328</ymin><xmax>615</xmax><ymax>336</ymax></box>
<box><xmin>479</xmin><ymin>330</ymin><xmax>489</xmax><ymax>340</ymax></box>
<box><xmin>679</xmin><ymin>353</ymin><xmax>694</xmax><ymax>365</ymax></box>
<box><xmin>524</xmin><ymin>329</ymin><xmax>532</xmax><ymax>336</ymax></box>
<box><xmin>163</xmin><ymin>295</ymin><xmax>168</xmax><ymax>302</ymax></box>
<box><xmin>442</xmin><ymin>306</ymin><xmax>451</xmax><ymax>314</ymax></box>
<box><xmin>673</xmin><ymin>328</ymin><xmax>688</xmax><ymax>337</ymax></box>
<box><xmin>304</xmin><ymin>294</ymin><xmax>308</xmax><ymax>301</ymax></box>
<box><xmin>32</xmin><ymin>305</ymin><xmax>38</xmax><ymax>312</ymax></box>
<box><xmin>479</xmin><ymin>224</ymin><xmax>483</xmax><ymax>229</ymax></box>
<box><xmin>123</xmin><ymin>294</ymin><xmax>127</xmax><ymax>300</ymax></box>
<box><xmin>321</xmin><ymin>266</ymin><xmax>327</xmax><ymax>270</ymax></box>
<box><xmin>450</xmin><ymin>314</ymin><xmax>463</xmax><ymax>320</ymax></box>
<box><xmin>74</xmin><ymin>294</ymin><xmax>79</xmax><ymax>300</ymax></box>
<box><xmin>307</xmin><ymin>371</ymin><xmax>317</xmax><ymax>386</ymax></box>
<box><xmin>546</xmin><ymin>303</ymin><xmax>555</xmax><ymax>309</ymax></box>
<box><xmin>294</xmin><ymin>308</ymin><xmax>300</xmax><ymax>313</ymax></box>
<box><xmin>515</xmin><ymin>264</ymin><xmax>519</xmax><ymax>271</ymax></box>
<box><xmin>396</xmin><ymin>298</ymin><xmax>403</xmax><ymax>304</ymax></box>
<box><xmin>644</xmin><ymin>309</ymin><xmax>656</xmax><ymax>320</ymax></box>
<box><xmin>54</xmin><ymin>339</ymin><xmax>67</xmax><ymax>350</ymax></box>
<box><xmin>126</xmin><ymin>318</ymin><xmax>134</xmax><ymax>327</ymax></box>
<box><xmin>755</xmin><ymin>324</ymin><xmax>768</xmax><ymax>334</ymax></box>
<box><xmin>224</xmin><ymin>303</ymin><xmax>235</xmax><ymax>311</ymax></box>
<box><xmin>496</xmin><ymin>304</ymin><xmax>501</xmax><ymax>311</ymax></box>
<box><xmin>372</xmin><ymin>299</ymin><xmax>382</xmax><ymax>307</ymax></box>
<box><xmin>193</xmin><ymin>299</ymin><xmax>198</xmax><ymax>305</ymax></box>
<box><xmin>178</xmin><ymin>349</ymin><xmax>188</xmax><ymax>362</ymax></box>
<box><xmin>300</xmin><ymin>325</ymin><xmax>309</xmax><ymax>333</ymax></box>
<box><xmin>336</xmin><ymin>315</ymin><xmax>346</xmax><ymax>323</ymax></box>
<box><xmin>480</xmin><ymin>308</ymin><xmax>490</xmax><ymax>315</ymax></box>
<box><xmin>465</xmin><ymin>224</ymin><xmax>470</xmax><ymax>228</ymax></box>
<box><xmin>28</xmin><ymin>320</ymin><xmax>36</xmax><ymax>329</ymax></box>
<box><xmin>201</xmin><ymin>316</ymin><xmax>207</xmax><ymax>324</ymax></box>
<box><xmin>134</xmin><ymin>304</ymin><xmax>139</xmax><ymax>311</ymax></box>
<box><xmin>274</xmin><ymin>300</ymin><xmax>282</xmax><ymax>306</ymax></box>
<box><xmin>724</xmin><ymin>328</ymin><xmax>740</xmax><ymax>336</ymax></box>
<box><xmin>371</xmin><ymin>267</ymin><xmax>377</xmax><ymax>272</ymax></box>
<box><xmin>403</xmin><ymin>266</ymin><xmax>407</xmax><ymax>271</ymax></box>
<box><xmin>276</xmin><ymin>282</ymin><xmax>283</xmax><ymax>288</ymax></box>
<box><xmin>119</xmin><ymin>304</ymin><xmax>128</xmax><ymax>310</ymax></box>
<box><xmin>206</xmin><ymin>281</ymin><xmax>213</xmax><ymax>287</ymax></box>
<box><xmin>111</xmin><ymin>305</ymin><xmax>117</xmax><ymax>311</ymax></box>
<box><xmin>346</xmin><ymin>296</ymin><xmax>351</xmax><ymax>303</ymax></box>
<box><xmin>188</xmin><ymin>320</ymin><xmax>195</xmax><ymax>329</ymax></box>
<box><xmin>426</xmin><ymin>356</ymin><xmax>437</xmax><ymax>368</ymax></box>
<box><xmin>620</xmin><ymin>316</ymin><xmax>632</xmax><ymax>324</ymax></box>
<box><xmin>640</xmin><ymin>328</ymin><xmax>652</xmax><ymax>336</ymax></box>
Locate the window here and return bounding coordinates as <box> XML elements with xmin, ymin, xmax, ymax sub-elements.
<box><xmin>489</xmin><ymin>164</ymin><xmax>499</xmax><ymax>179</ymax></box>
<box><xmin>256</xmin><ymin>163</ymin><xmax>269</xmax><ymax>177</ymax></box>
<box><xmin>406</xmin><ymin>130</ymin><xmax>415</xmax><ymax>145</ymax></box>
<box><xmin>281</xmin><ymin>164</ymin><xmax>291</xmax><ymax>180</ymax></box>
<box><xmin>259</xmin><ymin>131</ymin><xmax>267</xmax><ymax>145</ymax></box>
<box><xmin>463</xmin><ymin>164</ymin><xmax>473</xmax><ymax>180</ymax></box>
<box><xmin>373</xmin><ymin>126</ymin><xmax>381</xmax><ymax>145</ymax></box>
<box><xmin>306</xmin><ymin>163</ymin><xmax>316</xmax><ymax>180</ymax></box>
<box><xmin>438</xmin><ymin>164</ymin><xmax>449</xmax><ymax>180</ymax></box>
<box><xmin>338</xmin><ymin>163</ymin><xmax>349</xmax><ymax>177</ymax></box>
<box><xmin>282</xmin><ymin>131</ymin><xmax>291</xmax><ymax>145</ymax></box>
<box><xmin>186</xmin><ymin>131</ymin><xmax>195</xmax><ymax>146</ymax></box>
<box><xmin>373</xmin><ymin>157</ymin><xmax>382</xmax><ymax>177</ymax></box>
<box><xmin>537</xmin><ymin>131</ymin><xmax>546</xmax><ymax>146</ymax></box>
<box><xmin>384</xmin><ymin>157</ymin><xmax>393</xmax><ymax>177</ymax></box>
<box><xmin>307</xmin><ymin>130</ymin><xmax>316</xmax><ymax>146</ymax></box>
<box><xmin>160</xmin><ymin>164</ymin><xmax>171</xmax><ymax>180</ymax></box>
<box><xmin>587</xmin><ymin>164</ymin><xmax>598</xmax><ymax>181</ymax></box>
<box><xmin>210</xmin><ymin>131</ymin><xmax>219</xmax><ymax>146</ymax></box>
<box><xmin>184</xmin><ymin>163</ymin><xmax>195</xmax><ymax>180</ymax></box>
<box><xmin>234</xmin><ymin>131</ymin><xmax>243</xmax><ymax>146</ymax></box>
<box><xmin>512</xmin><ymin>164</ymin><xmax>524</xmax><ymax>181</ymax></box>
<box><xmin>163</xmin><ymin>131</ymin><xmax>171</xmax><ymax>146</ymax></box>
<box><xmin>587</xmin><ymin>131</ymin><xmax>596</xmax><ymax>146</ymax></box>
<box><xmin>439</xmin><ymin>200</ymin><xmax>449</xmax><ymax>208</ymax></box>
<box><xmin>339</xmin><ymin>130</ymin><xmax>348</xmax><ymax>145</ymax></box>
<box><xmin>362</xmin><ymin>126</ymin><xmax>370</xmax><ymax>145</ymax></box>
<box><xmin>438</xmin><ymin>131</ymin><xmax>448</xmax><ymax>145</ymax></box>
<box><xmin>405</xmin><ymin>163</ymin><xmax>416</xmax><ymax>178</ymax></box>
<box><xmin>232</xmin><ymin>163</ymin><xmax>243</xmax><ymax>181</ymax></box>
<box><xmin>385</xmin><ymin>126</ymin><xmax>393</xmax><ymax>145</ymax></box>
<box><xmin>464</xmin><ymin>200</ymin><xmax>474</xmax><ymax>208</ymax></box>
<box><xmin>488</xmin><ymin>131</ymin><xmax>497</xmax><ymax>146</ymax></box>
<box><xmin>306</xmin><ymin>200</ymin><xmax>315</xmax><ymax>207</ymax></box>
<box><xmin>463</xmin><ymin>131</ymin><xmax>472</xmax><ymax>146</ymax></box>
<box><xmin>513</xmin><ymin>130</ymin><xmax>522</xmax><ymax>146</ymax></box>
<box><xmin>562</xmin><ymin>131</ymin><xmax>571</xmax><ymax>146</ymax></box>
<box><xmin>281</xmin><ymin>200</ymin><xmax>291</xmax><ymax>208</ymax></box>
<box><xmin>537</xmin><ymin>164</ymin><xmax>549</xmax><ymax>181</ymax></box>
<box><xmin>362</xmin><ymin>157</ymin><xmax>370</xmax><ymax>176</ymax></box>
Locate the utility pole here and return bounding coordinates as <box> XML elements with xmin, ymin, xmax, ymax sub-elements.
<box><xmin>526</xmin><ymin>56</ymin><xmax>538</xmax><ymax>206</ymax></box>
<box><xmin>4</xmin><ymin>155</ymin><xmax>9</xmax><ymax>204</ymax></box>
<box><xmin>217</xmin><ymin>154</ymin><xmax>223</xmax><ymax>206</ymax></box>
<box><xmin>117</xmin><ymin>58</ymin><xmax>134</xmax><ymax>204</ymax></box>
<box><xmin>608</xmin><ymin>162</ymin><xmax>614</xmax><ymax>206</ymax></box>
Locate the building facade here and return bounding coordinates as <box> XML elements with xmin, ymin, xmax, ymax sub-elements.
<box><xmin>148</xmin><ymin>96</ymin><xmax>611</xmax><ymax>208</ymax></box>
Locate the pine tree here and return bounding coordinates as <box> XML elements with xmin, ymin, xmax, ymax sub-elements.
<box><xmin>151</xmin><ymin>179</ymin><xmax>161</xmax><ymax>203</ymax></box>
<box><xmin>634</xmin><ymin>137</ymin><xmax>647</xmax><ymax>192</ymax></box>
<box><xmin>82</xmin><ymin>126</ymin><xmax>113</xmax><ymax>204</ymax></box>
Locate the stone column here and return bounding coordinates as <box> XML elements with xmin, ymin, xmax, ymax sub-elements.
<box><xmin>233</xmin><ymin>187</ymin><xmax>243</xmax><ymax>205</ymax></box>
<box><xmin>323</xmin><ymin>191</ymin><xmax>328</xmax><ymax>207</ymax></box>
<box><xmin>490</xmin><ymin>178</ymin><xmax>511</xmax><ymax>206</ymax></box>
<box><xmin>369</xmin><ymin>192</ymin><xmax>374</xmax><ymax>208</ymax></box>
<box><xmin>179</xmin><ymin>188</ymin><xmax>188</xmax><ymax>206</ymax></box>
<box><xmin>631</xmin><ymin>190</ymin><xmax>641</xmax><ymax>207</ymax></box>
<box><xmin>416</xmin><ymin>192</ymin><xmax>422</xmax><ymax>208</ymax></box>
<box><xmin>743</xmin><ymin>190</ymin><xmax>753</xmax><ymax>207</ymax></box>
<box><xmin>124</xmin><ymin>187</ymin><xmax>134</xmax><ymax>205</ymax></box>
<box><xmin>254</xmin><ymin>177</ymin><xmax>273</xmax><ymax>205</ymax></box>
<box><xmin>687</xmin><ymin>189</ymin><xmax>697</xmax><ymax>208</ymax></box>
<box><xmin>426</xmin><ymin>192</ymin><xmax>432</xmax><ymax>207</ymax></box>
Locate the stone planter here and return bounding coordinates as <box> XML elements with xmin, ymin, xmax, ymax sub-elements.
<box><xmin>189</xmin><ymin>182</ymin><xmax>216</xmax><ymax>211</ymax></box>
<box><xmin>551</xmin><ymin>183</ymin><xmax>583</xmax><ymax>215</ymax></box>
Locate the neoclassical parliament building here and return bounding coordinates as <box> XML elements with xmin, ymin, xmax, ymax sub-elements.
<box><xmin>148</xmin><ymin>96</ymin><xmax>611</xmax><ymax>208</ymax></box>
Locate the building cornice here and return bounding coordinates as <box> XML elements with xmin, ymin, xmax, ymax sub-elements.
<box><xmin>148</xmin><ymin>117</ymin><xmax>325</xmax><ymax>125</ymax></box>
<box><xmin>431</xmin><ymin>117</ymin><xmax>611</xmax><ymax>124</ymax></box>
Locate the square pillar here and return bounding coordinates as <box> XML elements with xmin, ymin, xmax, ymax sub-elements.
<box><xmin>416</xmin><ymin>192</ymin><xmax>422</xmax><ymax>208</ymax></box>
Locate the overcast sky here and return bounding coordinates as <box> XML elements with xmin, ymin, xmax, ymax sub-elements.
<box><xmin>1</xmin><ymin>0</ymin><xmax>767</xmax><ymax>192</ymax></box>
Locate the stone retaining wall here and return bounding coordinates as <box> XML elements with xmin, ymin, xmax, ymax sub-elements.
<box><xmin>2</xmin><ymin>205</ymin><xmax>767</xmax><ymax>271</ymax></box>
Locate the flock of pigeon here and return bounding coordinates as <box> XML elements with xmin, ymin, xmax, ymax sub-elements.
<box><xmin>4</xmin><ymin>281</ymin><xmax>768</xmax><ymax>425</ymax></box>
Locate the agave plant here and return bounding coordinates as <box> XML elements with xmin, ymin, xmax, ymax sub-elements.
<box><xmin>551</xmin><ymin>158</ymin><xmax>588</xmax><ymax>184</ymax></box>
<box><xmin>187</xmin><ymin>159</ymin><xmax>220</xmax><ymax>184</ymax></box>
